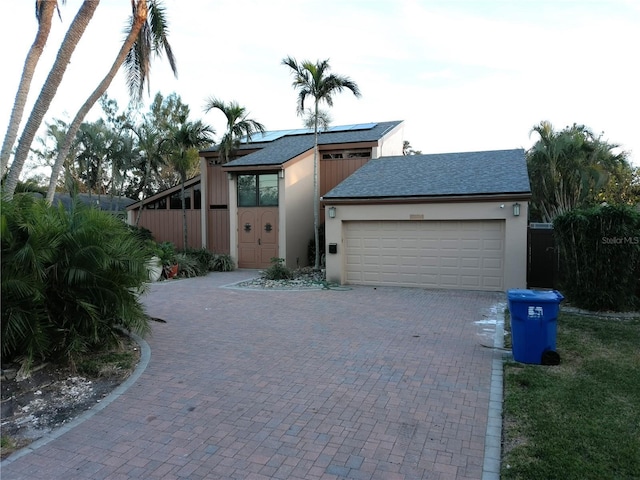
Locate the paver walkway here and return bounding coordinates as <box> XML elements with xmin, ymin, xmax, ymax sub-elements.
<box><xmin>1</xmin><ymin>271</ymin><xmax>505</xmax><ymax>480</ymax></box>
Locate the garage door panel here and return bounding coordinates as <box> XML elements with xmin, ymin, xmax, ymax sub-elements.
<box><xmin>461</xmin><ymin>239</ymin><xmax>481</xmax><ymax>250</ymax></box>
<box><xmin>483</xmin><ymin>238</ymin><xmax>503</xmax><ymax>250</ymax></box>
<box><xmin>483</xmin><ymin>258</ymin><xmax>503</xmax><ymax>269</ymax></box>
<box><xmin>461</xmin><ymin>257</ymin><xmax>480</xmax><ymax>268</ymax></box>
<box><xmin>344</xmin><ymin>220</ymin><xmax>504</xmax><ymax>291</ymax></box>
<box><xmin>440</xmin><ymin>256</ymin><xmax>459</xmax><ymax>267</ymax></box>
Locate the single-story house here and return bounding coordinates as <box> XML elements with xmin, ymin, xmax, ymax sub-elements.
<box><xmin>321</xmin><ymin>149</ymin><xmax>531</xmax><ymax>291</ymax></box>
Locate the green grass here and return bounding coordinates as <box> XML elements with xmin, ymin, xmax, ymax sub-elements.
<box><xmin>502</xmin><ymin>313</ymin><xmax>640</xmax><ymax>480</ymax></box>
<box><xmin>0</xmin><ymin>436</ymin><xmax>15</xmax><ymax>449</ymax></box>
<box><xmin>76</xmin><ymin>349</ymin><xmax>137</xmax><ymax>377</ymax></box>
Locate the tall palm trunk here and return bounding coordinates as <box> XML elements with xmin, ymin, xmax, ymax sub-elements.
<box><xmin>313</xmin><ymin>100</ymin><xmax>320</xmax><ymax>269</ymax></box>
<box><xmin>3</xmin><ymin>0</ymin><xmax>100</xmax><ymax>199</ymax></box>
<box><xmin>46</xmin><ymin>1</ymin><xmax>148</xmax><ymax>204</ymax></box>
<box><xmin>1</xmin><ymin>1</ymin><xmax>56</xmax><ymax>176</ymax></box>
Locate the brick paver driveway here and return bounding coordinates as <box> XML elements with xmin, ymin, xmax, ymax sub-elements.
<box><xmin>2</xmin><ymin>271</ymin><xmax>505</xmax><ymax>480</ymax></box>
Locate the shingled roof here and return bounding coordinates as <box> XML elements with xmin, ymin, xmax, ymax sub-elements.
<box><xmin>323</xmin><ymin>149</ymin><xmax>531</xmax><ymax>199</ymax></box>
<box><xmin>220</xmin><ymin>121</ymin><xmax>403</xmax><ymax>168</ymax></box>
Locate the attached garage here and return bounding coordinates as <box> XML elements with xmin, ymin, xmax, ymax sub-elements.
<box><xmin>322</xmin><ymin>149</ymin><xmax>531</xmax><ymax>292</ymax></box>
<box><xmin>343</xmin><ymin>220</ymin><xmax>505</xmax><ymax>290</ymax></box>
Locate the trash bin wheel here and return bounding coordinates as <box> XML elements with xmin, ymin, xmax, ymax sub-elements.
<box><xmin>541</xmin><ymin>350</ymin><xmax>560</xmax><ymax>366</ymax></box>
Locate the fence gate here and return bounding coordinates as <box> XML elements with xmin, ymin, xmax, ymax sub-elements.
<box><xmin>527</xmin><ymin>223</ymin><xmax>560</xmax><ymax>289</ymax></box>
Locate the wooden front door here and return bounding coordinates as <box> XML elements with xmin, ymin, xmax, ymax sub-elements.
<box><xmin>237</xmin><ymin>207</ymin><xmax>279</xmax><ymax>269</ymax></box>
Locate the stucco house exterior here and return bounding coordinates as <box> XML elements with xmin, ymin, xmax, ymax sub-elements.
<box><xmin>127</xmin><ymin>121</ymin><xmax>405</xmax><ymax>269</ymax></box>
<box><xmin>322</xmin><ymin>149</ymin><xmax>531</xmax><ymax>291</ymax></box>
<box><xmin>127</xmin><ymin>122</ymin><xmax>530</xmax><ymax>291</ymax></box>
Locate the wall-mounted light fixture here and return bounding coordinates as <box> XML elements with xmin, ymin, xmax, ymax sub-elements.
<box><xmin>513</xmin><ymin>202</ymin><xmax>521</xmax><ymax>217</ymax></box>
<box><xmin>227</xmin><ymin>172</ymin><xmax>233</xmax><ymax>181</ymax></box>
<box><xmin>328</xmin><ymin>206</ymin><xmax>336</xmax><ymax>218</ymax></box>
<box><xmin>278</xmin><ymin>169</ymin><xmax>285</xmax><ymax>179</ymax></box>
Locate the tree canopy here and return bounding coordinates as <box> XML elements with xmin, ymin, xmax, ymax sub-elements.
<box><xmin>527</xmin><ymin>121</ymin><xmax>633</xmax><ymax>222</ymax></box>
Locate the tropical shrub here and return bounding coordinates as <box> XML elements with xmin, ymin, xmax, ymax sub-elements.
<box><xmin>177</xmin><ymin>248</ymin><xmax>235</xmax><ymax>275</ymax></box>
<box><xmin>175</xmin><ymin>252</ymin><xmax>201</xmax><ymax>278</ymax></box>
<box><xmin>263</xmin><ymin>257</ymin><xmax>293</xmax><ymax>280</ymax></box>
<box><xmin>156</xmin><ymin>241</ymin><xmax>177</xmax><ymax>267</ymax></box>
<box><xmin>1</xmin><ymin>194</ymin><xmax>151</xmax><ymax>370</ymax></box>
<box><xmin>553</xmin><ymin>204</ymin><xmax>640</xmax><ymax>311</ymax></box>
<box><xmin>210</xmin><ymin>253</ymin><xmax>234</xmax><ymax>272</ymax></box>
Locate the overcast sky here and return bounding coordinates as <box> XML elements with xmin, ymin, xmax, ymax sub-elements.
<box><xmin>2</xmin><ymin>0</ymin><xmax>638</xmax><ymax>177</ymax></box>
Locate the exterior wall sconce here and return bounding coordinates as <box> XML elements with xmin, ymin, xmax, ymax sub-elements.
<box><xmin>278</xmin><ymin>169</ymin><xmax>285</xmax><ymax>179</ymax></box>
<box><xmin>328</xmin><ymin>206</ymin><xmax>336</xmax><ymax>218</ymax></box>
<box><xmin>513</xmin><ymin>203</ymin><xmax>521</xmax><ymax>217</ymax></box>
<box><xmin>227</xmin><ymin>172</ymin><xmax>233</xmax><ymax>181</ymax></box>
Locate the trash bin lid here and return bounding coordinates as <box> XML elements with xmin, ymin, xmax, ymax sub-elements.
<box><xmin>507</xmin><ymin>289</ymin><xmax>564</xmax><ymax>303</ymax></box>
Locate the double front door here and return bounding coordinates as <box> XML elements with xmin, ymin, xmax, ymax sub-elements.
<box><xmin>237</xmin><ymin>207</ymin><xmax>278</xmax><ymax>269</ymax></box>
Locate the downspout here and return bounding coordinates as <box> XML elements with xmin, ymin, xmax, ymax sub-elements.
<box><xmin>200</xmin><ymin>156</ymin><xmax>207</xmax><ymax>249</ymax></box>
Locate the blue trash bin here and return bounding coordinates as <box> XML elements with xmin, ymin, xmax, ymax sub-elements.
<box><xmin>507</xmin><ymin>289</ymin><xmax>564</xmax><ymax>364</ymax></box>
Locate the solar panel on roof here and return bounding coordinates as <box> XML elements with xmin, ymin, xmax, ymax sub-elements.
<box><xmin>326</xmin><ymin>122</ymin><xmax>377</xmax><ymax>132</ymax></box>
<box><xmin>239</xmin><ymin>122</ymin><xmax>378</xmax><ymax>143</ymax></box>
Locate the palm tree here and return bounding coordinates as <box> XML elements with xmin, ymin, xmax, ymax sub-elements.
<box><xmin>127</xmin><ymin>122</ymin><xmax>166</xmax><ymax>226</ymax></box>
<box><xmin>1</xmin><ymin>0</ymin><xmax>58</xmax><ymax>176</ymax></box>
<box><xmin>203</xmin><ymin>98</ymin><xmax>265</xmax><ymax>164</ymax></box>
<box><xmin>528</xmin><ymin>120</ymin><xmax>628</xmax><ymax>222</ymax></box>
<box><xmin>281</xmin><ymin>56</ymin><xmax>361</xmax><ymax>268</ymax></box>
<box><xmin>45</xmin><ymin>0</ymin><xmax>177</xmax><ymax>204</ymax></box>
<box><xmin>166</xmin><ymin>120</ymin><xmax>214</xmax><ymax>249</ymax></box>
<box><xmin>3</xmin><ymin>0</ymin><xmax>100</xmax><ymax>199</ymax></box>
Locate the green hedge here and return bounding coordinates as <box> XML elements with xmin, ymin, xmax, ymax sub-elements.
<box><xmin>553</xmin><ymin>205</ymin><xmax>640</xmax><ymax>311</ymax></box>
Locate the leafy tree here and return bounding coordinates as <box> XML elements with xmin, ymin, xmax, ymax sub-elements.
<box><xmin>1</xmin><ymin>0</ymin><xmax>58</xmax><ymax>175</ymax></box>
<box><xmin>303</xmin><ymin>108</ymin><xmax>332</xmax><ymax>132</ymax></box>
<box><xmin>149</xmin><ymin>91</ymin><xmax>191</xmax><ymax>136</ymax></box>
<box><xmin>403</xmin><ymin>140</ymin><xmax>422</xmax><ymax>155</ymax></box>
<box><xmin>527</xmin><ymin>121</ymin><xmax>629</xmax><ymax>222</ymax></box>
<box><xmin>282</xmin><ymin>56</ymin><xmax>361</xmax><ymax>268</ymax></box>
<box><xmin>127</xmin><ymin>121</ymin><xmax>166</xmax><ymax>225</ymax></box>
<box><xmin>166</xmin><ymin>120</ymin><xmax>214</xmax><ymax>248</ymax></box>
<box><xmin>98</xmin><ymin>95</ymin><xmax>139</xmax><ymax>211</ymax></box>
<box><xmin>597</xmin><ymin>165</ymin><xmax>640</xmax><ymax>206</ymax></box>
<box><xmin>30</xmin><ymin>118</ymin><xmax>75</xmax><ymax>187</ymax></box>
<box><xmin>3</xmin><ymin>0</ymin><xmax>100</xmax><ymax>199</ymax></box>
<box><xmin>203</xmin><ymin>98</ymin><xmax>265</xmax><ymax>164</ymax></box>
<box><xmin>45</xmin><ymin>0</ymin><xmax>177</xmax><ymax>204</ymax></box>
<box><xmin>126</xmin><ymin>92</ymin><xmax>194</xmax><ymax>225</ymax></box>
<box><xmin>74</xmin><ymin>120</ymin><xmax>111</xmax><ymax>198</ymax></box>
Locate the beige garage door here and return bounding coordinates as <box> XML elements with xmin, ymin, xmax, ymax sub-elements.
<box><xmin>344</xmin><ymin>220</ymin><xmax>505</xmax><ymax>291</ymax></box>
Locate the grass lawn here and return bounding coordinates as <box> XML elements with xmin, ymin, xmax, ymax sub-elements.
<box><xmin>501</xmin><ymin>312</ymin><xmax>640</xmax><ymax>480</ymax></box>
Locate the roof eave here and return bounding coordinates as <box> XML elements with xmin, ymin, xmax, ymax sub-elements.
<box><xmin>127</xmin><ymin>175</ymin><xmax>202</xmax><ymax>210</ymax></box>
<box><xmin>321</xmin><ymin>192</ymin><xmax>532</xmax><ymax>205</ymax></box>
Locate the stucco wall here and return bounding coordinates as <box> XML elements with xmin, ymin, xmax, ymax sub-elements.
<box><xmin>371</xmin><ymin>122</ymin><xmax>404</xmax><ymax>158</ymax></box>
<box><xmin>282</xmin><ymin>153</ymin><xmax>315</xmax><ymax>268</ymax></box>
<box><xmin>324</xmin><ymin>199</ymin><xmax>529</xmax><ymax>291</ymax></box>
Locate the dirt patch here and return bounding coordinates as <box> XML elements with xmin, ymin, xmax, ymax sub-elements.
<box><xmin>1</xmin><ymin>338</ymin><xmax>140</xmax><ymax>460</ymax></box>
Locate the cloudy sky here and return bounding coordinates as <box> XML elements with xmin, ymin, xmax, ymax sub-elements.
<box><xmin>1</xmin><ymin>0</ymin><xmax>638</xmax><ymax>177</ymax></box>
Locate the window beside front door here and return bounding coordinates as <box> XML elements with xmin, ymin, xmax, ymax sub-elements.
<box><xmin>238</xmin><ymin>174</ymin><xmax>278</xmax><ymax>207</ymax></box>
